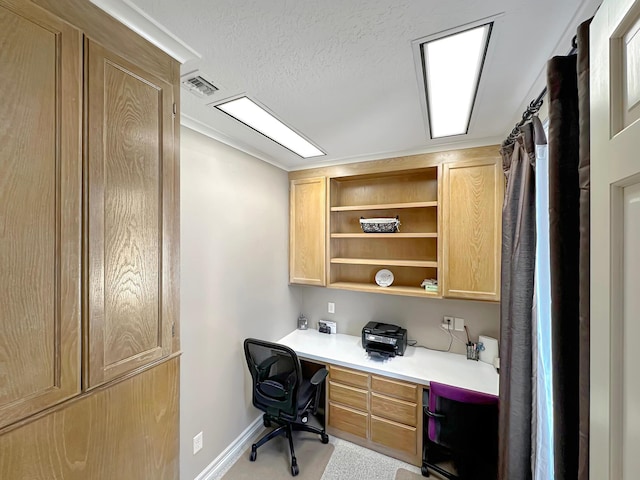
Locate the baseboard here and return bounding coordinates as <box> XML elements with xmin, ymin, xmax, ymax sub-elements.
<box><xmin>194</xmin><ymin>415</ymin><xmax>264</xmax><ymax>480</ymax></box>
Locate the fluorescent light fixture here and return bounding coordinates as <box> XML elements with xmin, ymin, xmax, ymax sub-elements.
<box><xmin>215</xmin><ymin>97</ymin><xmax>325</xmax><ymax>158</ymax></box>
<box><xmin>422</xmin><ymin>23</ymin><xmax>492</xmax><ymax>138</ymax></box>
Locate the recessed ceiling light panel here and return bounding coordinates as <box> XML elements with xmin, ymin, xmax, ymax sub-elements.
<box><xmin>421</xmin><ymin>23</ymin><xmax>492</xmax><ymax>138</ymax></box>
<box><xmin>214</xmin><ymin>97</ymin><xmax>325</xmax><ymax>158</ymax></box>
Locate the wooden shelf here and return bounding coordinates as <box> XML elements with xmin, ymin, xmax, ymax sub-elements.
<box><xmin>330</xmin><ymin>258</ymin><xmax>438</xmax><ymax>268</ymax></box>
<box><xmin>328</xmin><ymin>282</ymin><xmax>440</xmax><ymax>298</ymax></box>
<box><xmin>331</xmin><ymin>233</ymin><xmax>437</xmax><ymax>239</ymax></box>
<box><xmin>330</xmin><ymin>201</ymin><xmax>437</xmax><ymax>212</ymax></box>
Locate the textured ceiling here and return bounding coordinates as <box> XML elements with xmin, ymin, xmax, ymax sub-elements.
<box><xmin>130</xmin><ymin>0</ymin><xmax>599</xmax><ymax>170</ymax></box>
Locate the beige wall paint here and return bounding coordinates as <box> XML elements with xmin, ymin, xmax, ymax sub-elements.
<box><xmin>180</xmin><ymin>127</ymin><xmax>301</xmax><ymax>480</ymax></box>
<box><xmin>294</xmin><ymin>286</ymin><xmax>500</xmax><ymax>355</ymax></box>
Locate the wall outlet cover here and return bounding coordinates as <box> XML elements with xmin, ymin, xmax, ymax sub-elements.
<box><xmin>193</xmin><ymin>431</ymin><xmax>203</xmax><ymax>455</ymax></box>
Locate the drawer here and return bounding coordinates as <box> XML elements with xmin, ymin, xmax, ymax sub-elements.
<box><xmin>329</xmin><ymin>402</ymin><xmax>368</xmax><ymax>439</ymax></box>
<box><xmin>370</xmin><ymin>392</ymin><xmax>417</xmax><ymax>426</ymax></box>
<box><xmin>370</xmin><ymin>415</ymin><xmax>417</xmax><ymax>455</ymax></box>
<box><xmin>371</xmin><ymin>375</ymin><xmax>418</xmax><ymax>402</ymax></box>
<box><xmin>330</xmin><ymin>365</ymin><xmax>369</xmax><ymax>389</ymax></box>
<box><xmin>329</xmin><ymin>381</ymin><xmax>368</xmax><ymax>411</ymax></box>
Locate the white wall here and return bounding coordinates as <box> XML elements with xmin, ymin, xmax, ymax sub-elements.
<box><xmin>294</xmin><ymin>286</ymin><xmax>500</xmax><ymax>355</ymax></box>
<box><xmin>180</xmin><ymin>127</ymin><xmax>301</xmax><ymax>480</ymax></box>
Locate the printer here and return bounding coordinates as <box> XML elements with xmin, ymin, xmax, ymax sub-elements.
<box><xmin>362</xmin><ymin>321</ymin><xmax>408</xmax><ymax>357</ymax></box>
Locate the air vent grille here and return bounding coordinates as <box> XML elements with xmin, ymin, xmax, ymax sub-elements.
<box><xmin>181</xmin><ymin>75</ymin><xmax>218</xmax><ymax>97</ymax></box>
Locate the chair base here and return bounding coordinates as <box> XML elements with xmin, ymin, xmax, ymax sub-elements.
<box><xmin>421</xmin><ymin>462</ymin><xmax>458</xmax><ymax>479</ymax></box>
<box><xmin>422</xmin><ymin>438</ymin><xmax>457</xmax><ymax>479</ymax></box>
<box><xmin>250</xmin><ymin>414</ymin><xmax>329</xmax><ymax>477</ymax></box>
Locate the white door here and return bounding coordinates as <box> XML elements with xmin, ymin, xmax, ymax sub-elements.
<box><xmin>591</xmin><ymin>0</ymin><xmax>640</xmax><ymax>478</ymax></box>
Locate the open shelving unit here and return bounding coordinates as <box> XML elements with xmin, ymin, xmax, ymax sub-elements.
<box><xmin>328</xmin><ymin>168</ymin><xmax>440</xmax><ymax>297</ymax></box>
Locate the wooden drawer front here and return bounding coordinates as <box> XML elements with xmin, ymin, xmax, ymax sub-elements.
<box><xmin>329</xmin><ymin>381</ymin><xmax>368</xmax><ymax>411</ymax></box>
<box><xmin>329</xmin><ymin>402</ymin><xmax>368</xmax><ymax>439</ymax></box>
<box><xmin>370</xmin><ymin>415</ymin><xmax>417</xmax><ymax>455</ymax></box>
<box><xmin>371</xmin><ymin>375</ymin><xmax>417</xmax><ymax>402</ymax></box>
<box><xmin>330</xmin><ymin>365</ymin><xmax>369</xmax><ymax>388</ymax></box>
<box><xmin>370</xmin><ymin>392</ymin><xmax>417</xmax><ymax>426</ymax></box>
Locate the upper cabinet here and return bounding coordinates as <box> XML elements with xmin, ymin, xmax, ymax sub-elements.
<box><xmin>288</xmin><ymin>147</ymin><xmax>503</xmax><ymax>302</ymax></box>
<box><xmin>0</xmin><ymin>1</ymin><xmax>82</xmax><ymax>431</ymax></box>
<box><xmin>84</xmin><ymin>39</ymin><xmax>176</xmax><ymax>388</ymax></box>
<box><xmin>290</xmin><ymin>177</ymin><xmax>326</xmax><ymax>286</ymax></box>
<box><xmin>328</xmin><ymin>169</ymin><xmax>439</xmax><ymax>297</ymax></box>
<box><xmin>0</xmin><ymin>0</ymin><xmax>179</xmax><ymax>429</ymax></box>
<box><xmin>441</xmin><ymin>159</ymin><xmax>503</xmax><ymax>302</ymax></box>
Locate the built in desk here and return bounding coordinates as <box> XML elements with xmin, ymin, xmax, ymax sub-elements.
<box><xmin>278</xmin><ymin>329</ymin><xmax>499</xmax><ymax>466</ymax></box>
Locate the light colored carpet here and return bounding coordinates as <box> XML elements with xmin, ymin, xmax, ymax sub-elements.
<box><xmin>395</xmin><ymin>468</ymin><xmax>425</xmax><ymax>480</ymax></box>
<box><xmin>221</xmin><ymin>430</ymin><xmax>334</xmax><ymax>480</ymax></box>
<box><xmin>217</xmin><ymin>428</ymin><xmax>424</xmax><ymax>480</ymax></box>
<box><xmin>320</xmin><ymin>438</ymin><xmax>421</xmax><ymax>480</ymax></box>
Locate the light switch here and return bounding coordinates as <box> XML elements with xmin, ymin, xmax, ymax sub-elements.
<box><xmin>328</xmin><ymin>302</ymin><xmax>335</xmax><ymax>314</ymax></box>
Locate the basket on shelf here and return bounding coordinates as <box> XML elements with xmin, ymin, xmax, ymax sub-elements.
<box><xmin>359</xmin><ymin>216</ymin><xmax>400</xmax><ymax>233</ymax></box>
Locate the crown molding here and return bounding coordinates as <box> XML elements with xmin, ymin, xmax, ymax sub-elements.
<box><xmin>181</xmin><ymin>114</ymin><xmax>289</xmax><ymax>171</ymax></box>
<box><xmin>90</xmin><ymin>0</ymin><xmax>200</xmax><ymax>63</ymax></box>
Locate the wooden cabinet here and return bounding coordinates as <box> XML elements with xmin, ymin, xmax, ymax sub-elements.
<box><xmin>0</xmin><ymin>0</ymin><xmax>179</xmax><ymax>428</ymax></box>
<box><xmin>327</xmin><ymin>365</ymin><xmax>421</xmax><ymax>465</ymax></box>
<box><xmin>289</xmin><ymin>177</ymin><xmax>326</xmax><ymax>285</ymax></box>
<box><xmin>441</xmin><ymin>159</ymin><xmax>502</xmax><ymax>301</ymax></box>
<box><xmin>0</xmin><ymin>0</ymin><xmax>82</xmax><ymax>431</ymax></box>
<box><xmin>289</xmin><ymin>146</ymin><xmax>503</xmax><ymax>301</ymax></box>
<box><xmin>328</xmin><ymin>168</ymin><xmax>440</xmax><ymax>297</ymax></box>
<box><xmin>85</xmin><ymin>39</ymin><xmax>175</xmax><ymax>388</ymax></box>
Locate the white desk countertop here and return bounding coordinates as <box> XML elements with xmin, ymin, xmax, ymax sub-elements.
<box><xmin>278</xmin><ymin>329</ymin><xmax>499</xmax><ymax>397</ymax></box>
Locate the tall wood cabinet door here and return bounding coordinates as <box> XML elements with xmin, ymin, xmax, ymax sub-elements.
<box><xmin>441</xmin><ymin>159</ymin><xmax>503</xmax><ymax>301</ymax></box>
<box><xmin>290</xmin><ymin>177</ymin><xmax>326</xmax><ymax>285</ymax></box>
<box><xmin>85</xmin><ymin>39</ymin><xmax>175</xmax><ymax>388</ymax></box>
<box><xmin>0</xmin><ymin>3</ymin><xmax>82</xmax><ymax>429</ymax></box>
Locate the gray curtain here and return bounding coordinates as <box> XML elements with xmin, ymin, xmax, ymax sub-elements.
<box><xmin>547</xmin><ymin>18</ymin><xmax>591</xmax><ymax>480</ymax></box>
<box><xmin>498</xmin><ymin>119</ymin><xmax>540</xmax><ymax>480</ymax></box>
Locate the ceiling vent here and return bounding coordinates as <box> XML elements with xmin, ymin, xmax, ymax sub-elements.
<box><xmin>181</xmin><ymin>71</ymin><xmax>218</xmax><ymax>97</ymax></box>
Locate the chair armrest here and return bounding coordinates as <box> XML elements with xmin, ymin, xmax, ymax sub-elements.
<box><xmin>257</xmin><ymin>356</ymin><xmax>280</xmax><ymax>380</ymax></box>
<box><xmin>309</xmin><ymin>368</ymin><xmax>329</xmax><ymax>415</ymax></box>
<box><xmin>309</xmin><ymin>368</ymin><xmax>328</xmax><ymax>386</ymax></box>
<box><xmin>424</xmin><ymin>407</ymin><xmax>445</xmax><ymax>419</ymax></box>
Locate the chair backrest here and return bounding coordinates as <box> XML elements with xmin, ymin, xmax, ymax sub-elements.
<box><xmin>244</xmin><ymin>338</ymin><xmax>302</xmax><ymax>419</ymax></box>
<box><xmin>427</xmin><ymin>382</ymin><xmax>498</xmax><ymax>443</ymax></box>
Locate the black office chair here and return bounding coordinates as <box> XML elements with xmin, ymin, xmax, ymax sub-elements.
<box><xmin>243</xmin><ymin>338</ymin><xmax>329</xmax><ymax>476</ymax></box>
<box><xmin>422</xmin><ymin>382</ymin><xmax>499</xmax><ymax>480</ymax></box>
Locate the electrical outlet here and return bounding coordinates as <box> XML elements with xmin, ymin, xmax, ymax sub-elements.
<box><xmin>441</xmin><ymin>316</ymin><xmax>454</xmax><ymax>331</ymax></box>
<box><xmin>193</xmin><ymin>431</ymin><xmax>203</xmax><ymax>455</ymax></box>
<box><xmin>328</xmin><ymin>302</ymin><xmax>335</xmax><ymax>314</ymax></box>
<box><xmin>454</xmin><ymin>317</ymin><xmax>465</xmax><ymax>331</ymax></box>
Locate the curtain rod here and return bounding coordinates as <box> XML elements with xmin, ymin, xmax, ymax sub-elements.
<box><xmin>501</xmin><ymin>35</ymin><xmax>578</xmax><ymax>147</ymax></box>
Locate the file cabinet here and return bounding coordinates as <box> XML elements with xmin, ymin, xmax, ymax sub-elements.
<box><xmin>327</xmin><ymin>365</ymin><xmax>422</xmax><ymax>466</ymax></box>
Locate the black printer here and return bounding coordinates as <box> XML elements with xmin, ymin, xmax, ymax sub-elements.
<box><xmin>362</xmin><ymin>321</ymin><xmax>408</xmax><ymax>357</ymax></box>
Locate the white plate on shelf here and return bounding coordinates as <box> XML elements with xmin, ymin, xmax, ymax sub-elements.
<box><xmin>375</xmin><ymin>269</ymin><xmax>394</xmax><ymax>287</ymax></box>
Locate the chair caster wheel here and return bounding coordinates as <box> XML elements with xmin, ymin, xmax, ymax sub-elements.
<box><xmin>421</xmin><ymin>465</ymin><xmax>430</xmax><ymax>477</ymax></box>
<box><xmin>321</xmin><ymin>433</ymin><xmax>329</xmax><ymax>444</ymax></box>
<box><xmin>249</xmin><ymin>447</ymin><xmax>257</xmax><ymax>462</ymax></box>
<box><xmin>263</xmin><ymin>416</ymin><xmax>271</xmax><ymax>428</ymax></box>
<box><xmin>291</xmin><ymin>464</ymin><xmax>299</xmax><ymax>476</ymax></box>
